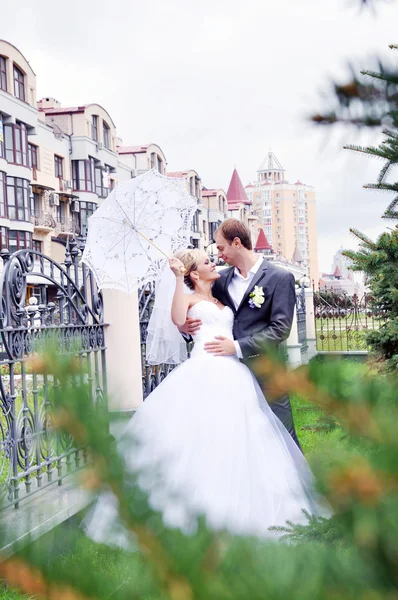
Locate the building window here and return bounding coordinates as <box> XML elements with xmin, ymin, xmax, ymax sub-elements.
<box><xmin>30</xmin><ymin>192</ymin><xmax>41</xmax><ymax>217</ymax></box>
<box><xmin>0</xmin><ymin>227</ymin><xmax>8</xmax><ymax>250</ymax></box>
<box><xmin>72</xmin><ymin>159</ymin><xmax>95</xmax><ymax>192</ymax></box>
<box><xmin>4</xmin><ymin>122</ymin><xmax>29</xmax><ymax>166</ymax></box>
<box><xmin>29</xmin><ymin>144</ymin><xmax>38</xmax><ymax>169</ymax></box>
<box><xmin>157</xmin><ymin>156</ymin><xmax>162</xmax><ymax>173</ymax></box>
<box><xmin>95</xmin><ymin>166</ymin><xmax>111</xmax><ymax>198</ymax></box>
<box><xmin>0</xmin><ymin>171</ymin><xmax>7</xmax><ymax>217</ymax></box>
<box><xmin>28</xmin><ymin>144</ymin><xmax>38</xmax><ymax>179</ymax></box>
<box><xmin>54</xmin><ymin>155</ymin><xmax>63</xmax><ymax>178</ymax></box>
<box><xmin>91</xmin><ymin>115</ymin><xmax>98</xmax><ymax>141</ymax></box>
<box><xmin>103</xmin><ymin>121</ymin><xmax>110</xmax><ymax>149</ymax></box>
<box><xmin>80</xmin><ymin>201</ymin><xmax>96</xmax><ymax>235</ymax></box>
<box><xmin>6</xmin><ymin>177</ymin><xmax>30</xmax><ymax>221</ymax></box>
<box><xmin>192</xmin><ymin>211</ymin><xmax>199</xmax><ymax>233</ymax></box>
<box><xmin>202</xmin><ymin>220</ymin><xmax>207</xmax><ymax>235</ymax></box>
<box><xmin>9</xmin><ymin>230</ymin><xmax>32</xmax><ymax>252</ymax></box>
<box><xmin>32</xmin><ymin>239</ymin><xmax>42</xmax><ymax>253</ymax></box>
<box><xmin>0</xmin><ymin>57</ymin><xmax>6</xmax><ymax>92</ymax></box>
<box><xmin>0</xmin><ymin>114</ymin><xmax>3</xmax><ymax>159</ymax></box>
<box><xmin>195</xmin><ymin>178</ymin><xmax>201</xmax><ymax>199</ymax></box>
<box><xmin>13</xmin><ymin>65</ymin><xmax>25</xmax><ymax>102</ymax></box>
<box><xmin>55</xmin><ymin>200</ymin><xmax>67</xmax><ymax>223</ymax></box>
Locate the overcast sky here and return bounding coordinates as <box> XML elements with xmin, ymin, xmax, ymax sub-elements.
<box><xmin>2</xmin><ymin>0</ymin><xmax>398</xmax><ymax>272</ymax></box>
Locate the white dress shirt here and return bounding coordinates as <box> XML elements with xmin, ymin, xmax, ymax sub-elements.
<box><xmin>228</xmin><ymin>257</ymin><xmax>264</xmax><ymax>359</ymax></box>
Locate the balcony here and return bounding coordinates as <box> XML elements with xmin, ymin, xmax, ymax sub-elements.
<box><xmin>31</xmin><ymin>212</ymin><xmax>57</xmax><ymax>232</ymax></box>
<box><xmin>55</xmin><ymin>218</ymin><xmax>80</xmax><ymax>237</ymax></box>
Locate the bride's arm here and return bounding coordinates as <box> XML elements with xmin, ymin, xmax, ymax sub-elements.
<box><xmin>169</xmin><ymin>257</ymin><xmax>190</xmax><ymax>327</ymax></box>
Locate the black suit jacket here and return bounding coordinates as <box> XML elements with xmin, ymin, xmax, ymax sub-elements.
<box><xmin>212</xmin><ymin>259</ymin><xmax>296</xmax><ymax>360</ymax></box>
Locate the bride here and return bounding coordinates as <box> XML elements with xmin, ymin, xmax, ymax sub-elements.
<box><xmin>84</xmin><ymin>249</ymin><xmax>330</xmax><ymax>546</ymax></box>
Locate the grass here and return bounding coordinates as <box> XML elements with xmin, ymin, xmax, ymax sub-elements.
<box><xmin>291</xmin><ymin>394</ymin><xmax>343</xmax><ymax>455</ymax></box>
<box><xmin>0</xmin><ymin>584</ymin><xmax>34</xmax><ymax>600</ymax></box>
<box><xmin>0</xmin><ymin>395</ymin><xmax>342</xmax><ymax>600</ymax></box>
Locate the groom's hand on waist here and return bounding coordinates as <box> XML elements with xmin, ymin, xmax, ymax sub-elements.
<box><xmin>178</xmin><ymin>318</ymin><xmax>202</xmax><ymax>336</ymax></box>
<box><xmin>204</xmin><ymin>336</ymin><xmax>236</xmax><ymax>356</ymax></box>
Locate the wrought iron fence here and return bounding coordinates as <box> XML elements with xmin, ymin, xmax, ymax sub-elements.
<box><xmin>296</xmin><ymin>285</ymin><xmax>307</xmax><ymax>352</ymax></box>
<box><xmin>139</xmin><ymin>280</ymin><xmax>309</xmax><ymax>395</ymax></box>
<box><xmin>313</xmin><ymin>287</ymin><xmax>386</xmax><ymax>352</ymax></box>
<box><xmin>138</xmin><ymin>282</ymin><xmax>176</xmax><ymax>399</ymax></box>
<box><xmin>0</xmin><ymin>241</ymin><xmax>106</xmax><ymax>510</ymax></box>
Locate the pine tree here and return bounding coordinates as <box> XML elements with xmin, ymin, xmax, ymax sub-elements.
<box><xmin>1</xmin><ymin>349</ymin><xmax>398</xmax><ymax>600</ymax></box>
<box><xmin>312</xmin><ymin>43</ymin><xmax>398</xmax><ymax>369</ymax></box>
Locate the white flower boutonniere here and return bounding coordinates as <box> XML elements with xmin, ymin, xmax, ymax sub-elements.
<box><xmin>249</xmin><ymin>285</ymin><xmax>265</xmax><ymax>309</ymax></box>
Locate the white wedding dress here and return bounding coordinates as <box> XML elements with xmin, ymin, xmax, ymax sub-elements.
<box><xmin>84</xmin><ymin>301</ymin><xmax>330</xmax><ymax>547</ymax></box>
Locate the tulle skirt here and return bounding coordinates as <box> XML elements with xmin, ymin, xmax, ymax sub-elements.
<box><xmin>84</xmin><ymin>354</ymin><xmax>330</xmax><ymax>546</ymax></box>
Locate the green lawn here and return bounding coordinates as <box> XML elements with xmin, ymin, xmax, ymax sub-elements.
<box><xmin>292</xmin><ymin>394</ymin><xmax>343</xmax><ymax>455</ymax></box>
<box><xmin>0</xmin><ymin>395</ymin><xmax>342</xmax><ymax>600</ymax></box>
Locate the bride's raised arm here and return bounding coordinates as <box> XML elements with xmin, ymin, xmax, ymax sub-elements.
<box><xmin>169</xmin><ymin>257</ymin><xmax>191</xmax><ymax>327</ymax></box>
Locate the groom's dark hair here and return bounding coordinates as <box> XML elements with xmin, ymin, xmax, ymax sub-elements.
<box><xmin>216</xmin><ymin>219</ymin><xmax>253</xmax><ymax>250</ymax></box>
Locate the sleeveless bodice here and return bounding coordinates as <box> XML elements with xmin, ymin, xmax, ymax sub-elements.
<box><xmin>188</xmin><ymin>301</ymin><xmax>235</xmax><ymax>358</ymax></box>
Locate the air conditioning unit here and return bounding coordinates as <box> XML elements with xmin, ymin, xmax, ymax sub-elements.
<box><xmin>71</xmin><ymin>200</ymin><xmax>80</xmax><ymax>213</ymax></box>
<box><xmin>49</xmin><ymin>192</ymin><xmax>60</xmax><ymax>206</ymax></box>
<box><xmin>64</xmin><ymin>180</ymin><xmax>72</xmax><ymax>189</ymax></box>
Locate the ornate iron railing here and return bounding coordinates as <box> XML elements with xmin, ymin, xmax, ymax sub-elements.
<box><xmin>139</xmin><ymin>280</ymin><xmax>309</xmax><ymax>395</ymax></box>
<box><xmin>0</xmin><ymin>241</ymin><xmax>106</xmax><ymax>509</ymax></box>
<box><xmin>138</xmin><ymin>282</ymin><xmax>176</xmax><ymax>399</ymax></box>
<box><xmin>313</xmin><ymin>287</ymin><xmax>386</xmax><ymax>352</ymax></box>
<box><xmin>296</xmin><ymin>285</ymin><xmax>307</xmax><ymax>352</ymax></box>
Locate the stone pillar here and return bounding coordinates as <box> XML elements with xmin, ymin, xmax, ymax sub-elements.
<box><xmin>286</xmin><ymin>305</ymin><xmax>302</xmax><ymax>368</ymax></box>
<box><xmin>304</xmin><ymin>287</ymin><xmax>317</xmax><ymax>360</ymax></box>
<box><xmin>103</xmin><ymin>289</ymin><xmax>143</xmax><ymax>412</ymax></box>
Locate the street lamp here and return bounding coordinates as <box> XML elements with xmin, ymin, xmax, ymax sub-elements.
<box><xmin>299</xmin><ymin>274</ymin><xmax>311</xmax><ymax>288</ymax></box>
<box><xmin>205</xmin><ymin>240</ymin><xmax>223</xmax><ymax>265</ymax></box>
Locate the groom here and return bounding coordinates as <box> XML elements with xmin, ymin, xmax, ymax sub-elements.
<box><xmin>182</xmin><ymin>218</ymin><xmax>301</xmax><ymax>449</ymax></box>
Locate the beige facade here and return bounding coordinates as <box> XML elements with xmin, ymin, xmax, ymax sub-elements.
<box><xmin>201</xmin><ymin>188</ymin><xmax>227</xmax><ymax>247</ymax></box>
<box><xmin>245</xmin><ymin>152</ymin><xmax>319</xmax><ymax>284</ymax></box>
<box><xmin>117</xmin><ymin>144</ymin><xmax>166</xmax><ymax>176</ymax></box>
<box><xmin>0</xmin><ymin>40</ymin><xmax>38</xmax><ymax>258</ymax></box>
<box><xmin>227</xmin><ymin>204</ymin><xmax>258</xmax><ymax>245</ymax></box>
<box><xmin>167</xmin><ymin>169</ymin><xmax>205</xmax><ymax>249</ymax></box>
<box><xmin>0</xmin><ymin>39</ymin><xmax>230</xmax><ymax>268</ymax></box>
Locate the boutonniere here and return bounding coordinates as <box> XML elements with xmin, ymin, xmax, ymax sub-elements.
<box><xmin>249</xmin><ymin>286</ymin><xmax>265</xmax><ymax>309</ymax></box>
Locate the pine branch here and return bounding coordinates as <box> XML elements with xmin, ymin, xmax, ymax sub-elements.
<box><xmin>349</xmin><ymin>228</ymin><xmax>378</xmax><ymax>249</ymax></box>
<box><xmin>364</xmin><ymin>182</ymin><xmax>398</xmax><ymax>192</ymax></box>
<box><xmin>344</xmin><ymin>144</ymin><xmax>394</xmax><ymax>160</ymax></box>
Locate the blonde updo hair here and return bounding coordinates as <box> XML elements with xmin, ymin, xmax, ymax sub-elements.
<box><xmin>173</xmin><ymin>249</ymin><xmax>202</xmax><ymax>291</ymax></box>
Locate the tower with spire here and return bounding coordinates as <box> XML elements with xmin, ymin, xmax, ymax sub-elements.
<box><xmin>257</xmin><ymin>150</ymin><xmax>286</xmax><ymax>183</ymax></box>
<box><xmin>225</xmin><ymin>167</ymin><xmax>258</xmax><ymax>243</ymax></box>
<box><xmin>244</xmin><ymin>150</ymin><xmax>319</xmax><ymax>284</ymax></box>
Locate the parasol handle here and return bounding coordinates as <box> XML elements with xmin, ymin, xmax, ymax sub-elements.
<box><xmin>136</xmin><ymin>229</ymin><xmax>186</xmax><ymax>274</ymax></box>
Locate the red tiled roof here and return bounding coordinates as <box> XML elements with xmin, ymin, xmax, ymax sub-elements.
<box><xmin>294</xmin><ymin>180</ymin><xmax>304</xmax><ymax>185</ymax></box>
<box><xmin>226</xmin><ymin>168</ymin><xmax>250</xmax><ymax>205</ymax></box>
<box><xmin>202</xmin><ymin>189</ymin><xmax>217</xmax><ymax>197</ymax></box>
<box><xmin>39</xmin><ymin>106</ymin><xmax>85</xmax><ymax>115</ymax></box>
<box><xmin>117</xmin><ymin>145</ymin><xmax>150</xmax><ymax>154</ymax></box>
<box><xmin>334</xmin><ymin>266</ymin><xmax>342</xmax><ymax>278</ymax></box>
<box><xmin>255</xmin><ymin>229</ymin><xmax>272</xmax><ymax>251</ymax></box>
<box><xmin>167</xmin><ymin>171</ymin><xmax>189</xmax><ymax>178</ymax></box>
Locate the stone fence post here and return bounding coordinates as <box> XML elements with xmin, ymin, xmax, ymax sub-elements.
<box><xmin>103</xmin><ymin>289</ymin><xmax>143</xmax><ymax>412</ymax></box>
<box><xmin>304</xmin><ymin>287</ymin><xmax>317</xmax><ymax>361</ymax></box>
<box><xmin>286</xmin><ymin>305</ymin><xmax>302</xmax><ymax>368</ymax></box>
